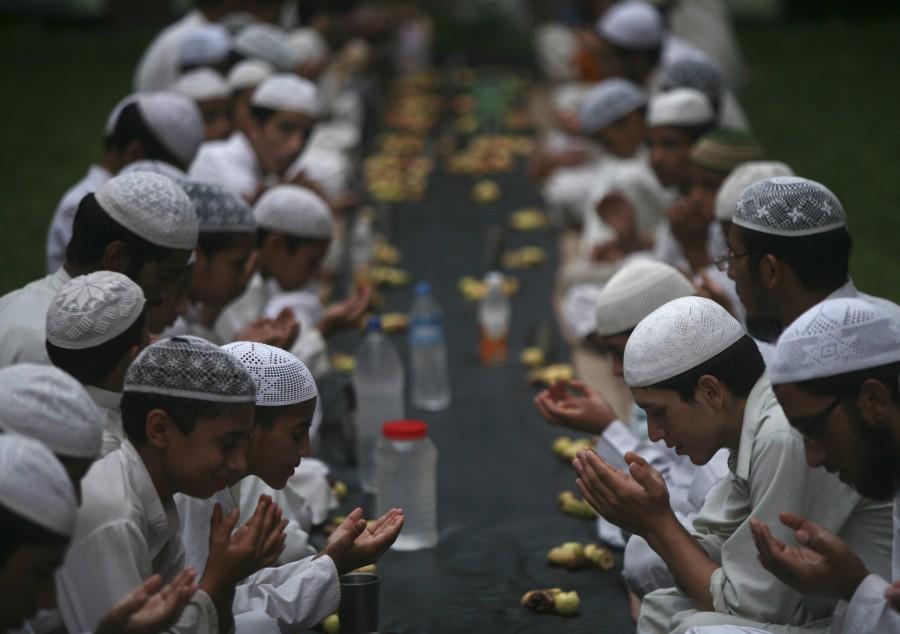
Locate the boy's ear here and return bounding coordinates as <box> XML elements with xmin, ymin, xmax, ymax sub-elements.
<box><xmin>146</xmin><ymin>408</ymin><xmax>174</xmax><ymax>449</ymax></box>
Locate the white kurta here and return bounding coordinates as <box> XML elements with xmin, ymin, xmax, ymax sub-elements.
<box><xmin>45</xmin><ymin>164</ymin><xmax>112</xmax><ymax>273</ymax></box>
<box><xmin>175</xmin><ymin>485</ymin><xmax>339</xmax><ymax>630</ymax></box>
<box><xmin>637</xmin><ymin>375</ymin><xmax>894</xmax><ymax>634</ymax></box>
<box><xmin>84</xmin><ymin>385</ymin><xmax>124</xmax><ymax>458</ymax></box>
<box><xmin>56</xmin><ymin>441</ymin><xmax>218</xmax><ymax>633</ymax></box>
<box><xmin>134</xmin><ymin>10</ymin><xmax>206</xmax><ymax>92</ymax></box>
<box><xmin>0</xmin><ymin>268</ymin><xmax>71</xmax><ymax>368</ymax></box>
<box><xmin>189</xmin><ymin>133</ymin><xmax>262</xmax><ymax>200</ymax></box>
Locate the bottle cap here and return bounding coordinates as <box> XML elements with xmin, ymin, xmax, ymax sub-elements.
<box><xmin>365</xmin><ymin>316</ymin><xmax>382</xmax><ymax>333</ymax></box>
<box><xmin>415</xmin><ymin>281</ymin><xmax>432</xmax><ymax>295</ymax></box>
<box><xmin>382</xmin><ymin>420</ymin><xmax>428</xmax><ymax>440</ymax></box>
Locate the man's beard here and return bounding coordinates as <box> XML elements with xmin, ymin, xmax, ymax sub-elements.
<box><xmin>853</xmin><ymin>420</ymin><xmax>900</xmax><ymax>500</ymax></box>
<box><xmin>746</xmin><ymin>315</ymin><xmax>784</xmax><ymax>343</ymax></box>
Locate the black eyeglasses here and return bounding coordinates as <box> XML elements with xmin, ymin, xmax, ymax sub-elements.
<box><xmin>713</xmin><ymin>251</ymin><xmax>759</xmax><ymax>272</ymax></box>
<box><xmin>791</xmin><ymin>395</ymin><xmax>844</xmax><ymax>438</ymax></box>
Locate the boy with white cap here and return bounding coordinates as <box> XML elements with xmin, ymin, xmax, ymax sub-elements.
<box><xmin>178</xmin><ymin>23</ymin><xmax>231</xmax><ymax>75</ymax></box>
<box><xmin>572</xmin><ymin>296</ymin><xmax>892</xmax><ymax>633</ymax></box>
<box><xmin>45</xmin><ymin>271</ymin><xmax>149</xmax><ymax>455</ymax></box>
<box><xmin>686</xmin><ymin>299</ymin><xmax>900</xmax><ymax>634</ymax></box>
<box><xmin>176</xmin><ymin>342</ymin><xmax>403</xmax><ymax>632</ymax></box>
<box><xmin>56</xmin><ymin>335</ymin><xmax>286</xmax><ymax>633</ymax></box>
<box><xmin>45</xmin><ymin>92</ymin><xmax>204</xmax><ymax>273</ymax></box>
<box><xmin>190</xmin><ymin>74</ymin><xmax>319</xmax><ymax>202</ymax></box>
<box><xmin>658</xmin><ymin>58</ymin><xmax>749</xmax><ymax>133</ymax></box>
<box><xmin>171</xmin><ymin>68</ymin><xmax>233</xmax><ymax>141</ymax></box>
<box><xmin>0</xmin><ymin>171</ymin><xmax>198</xmax><ymax>367</ymax></box>
<box><xmin>724</xmin><ymin>175</ymin><xmax>895</xmax><ymax>344</ymax></box>
<box><xmin>227</xmin><ymin>59</ymin><xmax>274</xmax><ymax>136</ymax></box>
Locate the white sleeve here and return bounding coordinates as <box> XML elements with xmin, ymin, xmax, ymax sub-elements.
<box><xmin>595</xmin><ymin>420</ymin><xmax>675</xmax><ymax>476</ymax></box>
<box><xmin>831</xmin><ymin>574</ymin><xmax>900</xmax><ymax>634</ymax></box>
<box><xmin>233</xmin><ymin>555</ymin><xmax>340</xmax><ymax>628</ymax></box>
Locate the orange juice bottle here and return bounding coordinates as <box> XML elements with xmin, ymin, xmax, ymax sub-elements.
<box><xmin>478</xmin><ymin>272</ymin><xmax>510</xmax><ymax>366</ymax></box>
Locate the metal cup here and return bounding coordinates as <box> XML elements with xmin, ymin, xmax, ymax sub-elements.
<box><xmin>339</xmin><ymin>573</ymin><xmax>380</xmax><ymax>634</ymax></box>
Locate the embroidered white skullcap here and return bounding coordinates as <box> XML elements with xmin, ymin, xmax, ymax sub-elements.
<box><xmin>171</xmin><ymin>68</ymin><xmax>230</xmax><ymax>102</ymax></box>
<box><xmin>119</xmin><ymin>159</ymin><xmax>188</xmax><ymax>182</ymax></box>
<box><xmin>290</xmin><ymin>148</ymin><xmax>349</xmax><ymax>200</ymax></box>
<box><xmin>47</xmin><ymin>272</ymin><xmax>145</xmax><ymax>350</ymax></box>
<box><xmin>770</xmin><ymin>298</ymin><xmax>900</xmax><ymax>385</ymax></box>
<box><xmin>95</xmin><ymin>172</ymin><xmax>198</xmax><ymax>250</ymax></box>
<box><xmin>0</xmin><ymin>435</ymin><xmax>77</xmax><ymax>537</ymax></box>
<box><xmin>234</xmin><ymin>23</ymin><xmax>297</xmax><ymax>70</ymax></box>
<box><xmin>223</xmin><ymin>341</ymin><xmax>318</xmax><ymax>406</ymax></box>
<box><xmin>580</xmin><ymin>79</ymin><xmax>646</xmax><ymax>133</ymax></box>
<box><xmin>0</xmin><ymin>364</ymin><xmax>102</xmax><ymax>459</ymax></box>
<box><xmin>715</xmin><ymin>162</ymin><xmax>794</xmax><ymax>221</ymax></box>
<box><xmin>733</xmin><ymin>176</ymin><xmax>846</xmax><ymax>237</ymax></box>
<box><xmin>104</xmin><ymin>94</ymin><xmax>139</xmax><ymax>136</ymax></box>
<box><xmin>227</xmin><ymin>59</ymin><xmax>274</xmax><ymax>91</ymax></box>
<box><xmin>286</xmin><ymin>28</ymin><xmax>329</xmax><ymax>66</ymax></box>
<box><xmin>562</xmin><ymin>283</ymin><xmax>604</xmax><ymax>341</ymax></box>
<box><xmin>182</xmin><ymin>180</ymin><xmax>255</xmax><ymax>232</ymax></box>
<box><xmin>125</xmin><ymin>335</ymin><xmax>255</xmax><ymax>402</ymax></box>
<box><xmin>647</xmin><ymin>88</ymin><xmax>714</xmax><ymax>128</ymax></box>
<box><xmin>597</xmin><ymin>0</ymin><xmax>664</xmax><ymax>51</ymax></box>
<box><xmin>624</xmin><ymin>296</ymin><xmax>745</xmax><ymax>387</ymax></box>
<box><xmin>254</xmin><ymin>185</ymin><xmax>333</xmax><ymax>239</ymax></box>
<box><xmin>535</xmin><ymin>23</ymin><xmax>578</xmax><ymax>81</ymax></box>
<box><xmin>179</xmin><ymin>24</ymin><xmax>231</xmax><ymax>67</ymax></box>
<box><xmin>137</xmin><ymin>92</ymin><xmax>204</xmax><ymax>167</ymax></box>
<box><xmin>251</xmin><ymin>74</ymin><xmax>318</xmax><ymax>115</ymax></box>
<box><xmin>596</xmin><ymin>259</ymin><xmax>695</xmax><ymax>337</ymax></box>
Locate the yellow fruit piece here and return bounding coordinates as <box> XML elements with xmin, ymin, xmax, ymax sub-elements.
<box><xmin>471</xmin><ymin>179</ymin><xmax>501</xmax><ymax>203</ymax></box>
<box><xmin>354</xmin><ymin>563</ymin><xmax>376</xmax><ymax>574</ymax></box>
<box><xmin>558</xmin><ymin>491</ymin><xmax>597</xmax><ymax>519</ymax></box>
<box><xmin>323</xmin><ymin>613</ymin><xmax>340</xmax><ymax>634</ymax></box>
<box><xmin>381</xmin><ymin>312</ymin><xmax>410</xmax><ymax>333</ymax></box>
<box><xmin>332</xmin><ymin>481</ymin><xmax>348</xmax><ymax>501</ymax></box>
<box><xmin>368</xmin><ymin>267</ymin><xmax>412</xmax><ymax>288</ymax></box>
<box><xmin>509</xmin><ymin>208</ymin><xmax>550</xmax><ymax>231</ymax></box>
<box><xmin>554</xmin><ymin>591</ymin><xmax>581</xmax><ymax>616</ymax></box>
<box><xmin>331</xmin><ymin>353</ymin><xmax>356</xmax><ymax>373</ymax></box>
<box><xmin>520</xmin><ymin>347</ymin><xmax>544</xmax><ymax>368</ymax></box>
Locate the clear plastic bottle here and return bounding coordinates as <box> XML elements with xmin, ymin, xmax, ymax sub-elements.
<box><xmin>409</xmin><ymin>281</ymin><xmax>451</xmax><ymax>411</ymax></box>
<box><xmin>478</xmin><ymin>271</ymin><xmax>510</xmax><ymax>366</ymax></box>
<box><xmin>352</xmin><ymin>317</ymin><xmax>405</xmax><ymax>493</ymax></box>
<box><xmin>375</xmin><ymin>420</ymin><xmax>438</xmax><ymax>551</ymax></box>
<box><xmin>350</xmin><ymin>213</ymin><xmax>374</xmax><ymax>274</ymax></box>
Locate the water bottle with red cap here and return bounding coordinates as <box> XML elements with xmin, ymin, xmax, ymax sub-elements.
<box><xmin>375</xmin><ymin>420</ymin><xmax>438</xmax><ymax>551</ymax></box>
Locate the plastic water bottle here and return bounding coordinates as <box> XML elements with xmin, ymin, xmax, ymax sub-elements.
<box><xmin>409</xmin><ymin>281</ymin><xmax>451</xmax><ymax>411</ymax></box>
<box><xmin>350</xmin><ymin>213</ymin><xmax>374</xmax><ymax>274</ymax></box>
<box><xmin>375</xmin><ymin>420</ymin><xmax>438</xmax><ymax>550</ymax></box>
<box><xmin>352</xmin><ymin>317</ymin><xmax>405</xmax><ymax>493</ymax></box>
<box><xmin>478</xmin><ymin>271</ymin><xmax>510</xmax><ymax>366</ymax></box>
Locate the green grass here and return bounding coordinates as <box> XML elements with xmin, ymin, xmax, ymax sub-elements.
<box><xmin>0</xmin><ymin>14</ymin><xmax>897</xmax><ymax>299</ymax></box>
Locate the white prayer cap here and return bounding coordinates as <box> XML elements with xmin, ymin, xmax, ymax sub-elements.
<box><xmin>733</xmin><ymin>176</ymin><xmax>846</xmax><ymax>237</ymax></box>
<box><xmin>597</xmin><ymin>0</ymin><xmax>664</xmax><ymax>51</ymax></box>
<box><xmin>579</xmin><ymin>79</ymin><xmax>646</xmax><ymax>133</ymax></box>
<box><xmin>286</xmin><ymin>28</ymin><xmax>329</xmax><ymax>66</ymax></box>
<box><xmin>659</xmin><ymin>57</ymin><xmax>726</xmax><ymax>106</ymax></box>
<box><xmin>227</xmin><ymin>59</ymin><xmax>274</xmax><ymax>91</ymax></box>
<box><xmin>95</xmin><ymin>172</ymin><xmax>198</xmax><ymax>250</ymax></box>
<box><xmin>119</xmin><ymin>159</ymin><xmax>189</xmax><ymax>182</ymax></box>
<box><xmin>595</xmin><ymin>259</ymin><xmax>695</xmax><ymax>337</ymax></box>
<box><xmin>770</xmin><ymin>298</ymin><xmax>900</xmax><ymax>385</ymax></box>
<box><xmin>234</xmin><ymin>23</ymin><xmax>297</xmax><ymax>71</ymax></box>
<box><xmin>624</xmin><ymin>296</ymin><xmax>745</xmax><ymax>387</ymax></box>
<box><xmin>647</xmin><ymin>88</ymin><xmax>714</xmax><ymax>128</ymax></box>
<box><xmin>181</xmin><ymin>180</ymin><xmax>255</xmax><ymax>232</ymax></box>
<box><xmin>223</xmin><ymin>341</ymin><xmax>318</xmax><ymax>406</ymax></box>
<box><xmin>104</xmin><ymin>94</ymin><xmax>139</xmax><ymax>136</ymax></box>
<box><xmin>290</xmin><ymin>148</ymin><xmax>349</xmax><ymax>201</ymax></box>
<box><xmin>179</xmin><ymin>24</ymin><xmax>231</xmax><ymax>67</ymax></box>
<box><xmin>251</xmin><ymin>74</ymin><xmax>319</xmax><ymax>116</ymax></box>
<box><xmin>47</xmin><ymin>272</ymin><xmax>145</xmax><ymax>350</ymax></box>
<box><xmin>171</xmin><ymin>68</ymin><xmax>230</xmax><ymax>102</ymax></box>
<box><xmin>715</xmin><ymin>162</ymin><xmax>794</xmax><ymax>221</ymax></box>
<box><xmin>254</xmin><ymin>185</ymin><xmax>333</xmax><ymax>239</ymax></box>
<box><xmin>0</xmin><ymin>435</ymin><xmax>77</xmax><ymax>537</ymax></box>
<box><xmin>562</xmin><ymin>283</ymin><xmax>604</xmax><ymax>341</ymax></box>
<box><xmin>535</xmin><ymin>23</ymin><xmax>578</xmax><ymax>81</ymax></box>
<box><xmin>136</xmin><ymin>92</ymin><xmax>205</xmax><ymax>167</ymax></box>
<box><xmin>0</xmin><ymin>364</ymin><xmax>102</xmax><ymax>459</ymax></box>
<box><xmin>125</xmin><ymin>335</ymin><xmax>256</xmax><ymax>403</ymax></box>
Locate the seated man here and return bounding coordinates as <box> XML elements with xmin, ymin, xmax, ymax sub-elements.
<box><xmin>573</xmin><ymin>296</ymin><xmax>892</xmax><ymax>633</ymax></box>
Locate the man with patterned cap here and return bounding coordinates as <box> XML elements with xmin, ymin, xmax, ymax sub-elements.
<box><xmin>685</xmin><ymin>298</ymin><xmax>900</xmax><ymax>634</ymax></box>
<box><xmin>190</xmin><ymin>74</ymin><xmax>319</xmax><ymax>202</ymax></box>
<box><xmin>725</xmin><ymin>175</ymin><xmax>894</xmax><ymax>344</ymax></box>
<box><xmin>171</xmin><ymin>68</ymin><xmax>233</xmax><ymax>141</ymax></box>
<box><xmin>56</xmin><ymin>335</ymin><xmax>286</xmax><ymax>634</ymax></box>
<box><xmin>45</xmin><ymin>271</ymin><xmax>149</xmax><ymax>456</ymax></box>
<box><xmin>173</xmin><ymin>342</ymin><xmax>403</xmax><ymax>633</ymax></box>
<box><xmin>216</xmin><ymin>185</ymin><xmax>371</xmax><ymax>379</ymax></box>
<box><xmin>571</xmin><ymin>296</ymin><xmax>892</xmax><ymax>633</ymax></box>
<box><xmin>45</xmin><ymin>92</ymin><xmax>204</xmax><ymax>273</ymax></box>
<box><xmin>0</xmin><ymin>171</ymin><xmax>198</xmax><ymax>367</ymax></box>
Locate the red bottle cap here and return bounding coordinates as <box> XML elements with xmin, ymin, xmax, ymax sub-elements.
<box><xmin>382</xmin><ymin>420</ymin><xmax>428</xmax><ymax>440</ymax></box>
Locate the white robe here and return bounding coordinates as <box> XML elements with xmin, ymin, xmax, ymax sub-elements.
<box><xmin>85</xmin><ymin>385</ymin><xmax>124</xmax><ymax>458</ymax></box>
<box><xmin>45</xmin><ymin>164</ymin><xmax>111</xmax><ymax>274</ymax></box>
<box><xmin>189</xmin><ymin>133</ymin><xmax>262</xmax><ymax>200</ymax></box>
<box><xmin>56</xmin><ymin>441</ymin><xmax>218</xmax><ymax>633</ymax></box>
<box><xmin>0</xmin><ymin>268</ymin><xmax>71</xmax><ymax>368</ymax></box>
<box><xmin>134</xmin><ymin>9</ymin><xmax>206</xmax><ymax>92</ymax></box>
